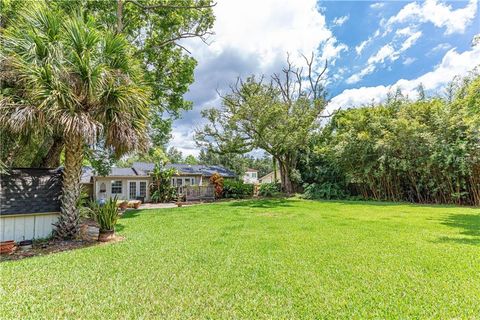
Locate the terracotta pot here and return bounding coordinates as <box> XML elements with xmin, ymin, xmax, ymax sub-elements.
<box><xmin>98</xmin><ymin>230</ymin><xmax>115</xmax><ymax>242</ymax></box>
<box><xmin>176</xmin><ymin>202</ymin><xmax>183</xmax><ymax>207</ymax></box>
<box><xmin>0</xmin><ymin>240</ymin><xmax>16</xmax><ymax>255</ymax></box>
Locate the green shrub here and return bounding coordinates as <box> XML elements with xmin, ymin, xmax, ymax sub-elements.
<box><xmin>302</xmin><ymin>182</ymin><xmax>346</xmax><ymax>200</ymax></box>
<box><xmin>223</xmin><ymin>180</ymin><xmax>254</xmax><ymax>199</ymax></box>
<box><xmin>150</xmin><ymin>163</ymin><xmax>177</xmax><ymax>203</ymax></box>
<box><xmin>258</xmin><ymin>183</ymin><xmax>281</xmax><ymax>197</ymax></box>
<box><xmin>88</xmin><ymin>197</ymin><xmax>120</xmax><ymax>231</ymax></box>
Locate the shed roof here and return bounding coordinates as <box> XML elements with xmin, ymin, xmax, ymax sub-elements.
<box><xmin>1</xmin><ymin>168</ymin><xmax>62</xmax><ymax>215</ymax></box>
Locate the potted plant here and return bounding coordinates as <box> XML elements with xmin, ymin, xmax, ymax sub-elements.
<box><xmin>90</xmin><ymin>197</ymin><xmax>120</xmax><ymax>242</ymax></box>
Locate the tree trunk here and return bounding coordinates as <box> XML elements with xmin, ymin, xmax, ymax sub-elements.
<box><xmin>117</xmin><ymin>0</ymin><xmax>123</xmax><ymax>33</ymax></box>
<box><xmin>34</xmin><ymin>137</ymin><xmax>64</xmax><ymax>168</ymax></box>
<box><xmin>273</xmin><ymin>157</ymin><xmax>278</xmax><ymax>182</ymax></box>
<box><xmin>54</xmin><ymin>135</ymin><xmax>83</xmax><ymax>239</ymax></box>
<box><xmin>277</xmin><ymin>156</ymin><xmax>294</xmax><ymax>195</ymax></box>
<box><xmin>41</xmin><ymin>137</ymin><xmax>63</xmax><ymax>168</ymax></box>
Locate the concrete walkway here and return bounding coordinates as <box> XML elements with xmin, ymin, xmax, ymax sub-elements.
<box><xmin>139</xmin><ymin>203</ymin><xmax>178</xmax><ymax>210</ymax></box>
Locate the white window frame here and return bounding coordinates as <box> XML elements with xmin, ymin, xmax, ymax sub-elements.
<box><xmin>139</xmin><ymin>181</ymin><xmax>147</xmax><ymax>197</ymax></box>
<box><xmin>127</xmin><ymin>180</ymin><xmax>148</xmax><ymax>200</ymax></box>
<box><xmin>111</xmin><ymin>180</ymin><xmax>123</xmax><ymax>194</ymax></box>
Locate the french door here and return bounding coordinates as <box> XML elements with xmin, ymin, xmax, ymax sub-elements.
<box><xmin>128</xmin><ymin>181</ymin><xmax>147</xmax><ymax>200</ymax></box>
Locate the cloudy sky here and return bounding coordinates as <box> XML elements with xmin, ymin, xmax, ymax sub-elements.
<box><xmin>169</xmin><ymin>0</ymin><xmax>480</xmax><ymax>156</ymax></box>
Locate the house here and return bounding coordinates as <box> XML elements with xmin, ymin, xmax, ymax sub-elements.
<box><xmin>258</xmin><ymin>171</ymin><xmax>279</xmax><ymax>184</ymax></box>
<box><xmin>243</xmin><ymin>168</ymin><xmax>259</xmax><ymax>184</ymax></box>
<box><xmin>82</xmin><ymin>162</ymin><xmax>236</xmax><ymax>202</ymax></box>
<box><xmin>0</xmin><ymin>168</ymin><xmax>62</xmax><ymax>241</ymax></box>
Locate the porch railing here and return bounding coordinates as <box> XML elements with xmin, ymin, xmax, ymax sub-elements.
<box><xmin>176</xmin><ymin>185</ymin><xmax>215</xmax><ymax>201</ymax></box>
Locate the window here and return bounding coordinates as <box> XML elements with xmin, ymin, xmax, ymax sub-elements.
<box><xmin>139</xmin><ymin>181</ymin><xmax>147</xmax><ymax>197</ymax></box>
<box><xmin>252</xmin><ymin>172</ymin><xmax>257</xmax><ymax>178</ymax></box>
<box><xmin>177</xmin><ymin>178</ymin><xmax>183</xmax><ymax>186</ymax></box>
<box><xmin>129</xmin><ymin>181</ymin><xmax>136</xmax><ymax>199</ymax></box>
<box><xmin>99</xmin><ymin>182</ymin><xmax>106</xmax><ymax>193</ymax></box>
<box><xmin>185</xmin><ymin>178</ymin><xmax>191</xmax><ymax>186</ymax></box>
<box><xmin>111</xmin><ymin>180</ymin><xmax>122</xmax><ymax>194</ymax></box>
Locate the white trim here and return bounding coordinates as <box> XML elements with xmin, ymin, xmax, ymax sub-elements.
<box><xmin>127</xmin><ymin>180</ymin><xmax>148</xmax><ymax>200</ymax></box>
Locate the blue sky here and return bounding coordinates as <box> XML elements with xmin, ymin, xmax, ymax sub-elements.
<box><xmin>171</xmin><ymin>0</ymin><xmax>480</xmax><ymax>156</ymax></box>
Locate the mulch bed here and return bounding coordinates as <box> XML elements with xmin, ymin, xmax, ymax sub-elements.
<box><xmin>0</xmin><ymin>236</ymin><xmax>124</xmax><ymax>262</ymax></box>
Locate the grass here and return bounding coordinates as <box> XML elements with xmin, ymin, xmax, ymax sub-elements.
<box><xmin>1</xmin><ymin>198</ymin><xmax>479</xmax><ymax>319</ymax></box>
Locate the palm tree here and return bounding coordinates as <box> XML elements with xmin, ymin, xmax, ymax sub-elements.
<box><xmin>1</xmin><ymin>4</ymin><xmax>149</xmax><ymax>238</ymax></box>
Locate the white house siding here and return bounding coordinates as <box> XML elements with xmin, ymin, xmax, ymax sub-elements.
<box><xmin>243</xmin><ymin>171</ymin><xmax>259</xmax><ymax>184</ymax></box>
<box><xmin>259</xmin><ymin>172</ymin><xmax>278</xmax><ymax>184</ymax></box>
<box><xmin>94</xmin><ymin>177</ymin><xmax>151</xmax><ymax>201</ymax></box>
<box><xmin>0</xmin><ymin>213</ymin><xmax>59</xmax><ymax>242</ymax></box>
<box><xmin>171</xmin><ymin>175</ymin><xmax>203</xmax><ymax>187</ymax></box>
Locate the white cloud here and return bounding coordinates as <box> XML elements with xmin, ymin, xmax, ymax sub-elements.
<box><xmin>403</xmin><ymin>57</ymin><xmax>416</xmax><ymax>65</ymax></box>
<box><xmin>355</xmin><ymin>29</ymin><xmax>381</xmax><ymax>55</ymax></box>
<box><xmin>368</xmin><ymin>44</ymin><xmax>397</xmax><ymax>64</ymax></box>
<box><xmin>345</xmin><ymin>65</ymin><xmax>376</xmax><ymax>84</ymax></box>
<box><xmin>186</xmin><ymin>0</ymin><xmax>346</xmax><ymax>68</ymax></box>
<box><xmin>333</xmin><ymin>15</ymin><xmax>349</xmax><ymax>26</ymax></box>
<box><xmin>387</xmin><ymin>0</ymin><xmax>478</xmax><ymax>35</ymax></box>
<box><xmin>429</xmin><ymin>42</ymin><xmax>453</xmax><ymax>55</ymax></box>
<box><xmin>370</xmin><ymin>3</ymin><xmax>385</xmax><ymax>9</ymax></box>
<box><xmin>355</xmin><ymin>39</ymin><xmax>370</xmax><ymax>55</ymax></box>
<box><xmin>173</xmin><ymin>0</ymin><xmax>347</xmax><ymax>155</ymax></box>
<box><xmin>348</xmin><ymin>27</ymin><xmax>422</xmax><ymax>84</ymax></box>
<box><xmin>400</xmin><ymin>30</ymin><xmax>422</xmax><ymax>51</ymax></box>
<box><xmin>328</xmin><ymin>46</ymin><xmax>480</xmax><ymax>113</ymax></box>
<box><xmin>348</xmin><ymin>44</ymin><xmax>398</xmax><ymax>83</ymax></box>
<box><xmin>321</xmin><ymin>38</ymin><xmax>348</xmax><ymax>65</ymax></box>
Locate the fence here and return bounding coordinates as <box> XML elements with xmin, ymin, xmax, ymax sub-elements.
<box><xmin>177</xmin><ymin>185</ymin><xmax>215</xmax><ymax>201</ymax></box>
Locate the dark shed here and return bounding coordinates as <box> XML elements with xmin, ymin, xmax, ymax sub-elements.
<box><xmin>0</xmin><ymin>168</ymin><xmax>63</xmax><ymax>215</ymax></box>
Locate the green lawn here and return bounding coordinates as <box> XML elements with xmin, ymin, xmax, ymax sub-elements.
<box><xmin>1</xmin><ymin>199</ymin><xmax>479</xmax><ymax>319</ymax></box>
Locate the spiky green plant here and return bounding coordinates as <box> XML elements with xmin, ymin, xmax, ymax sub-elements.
<box><xmin>1</xmin><ymin>3</ymin><xmax>149</xmax><ymax>238</ymax></box>
<box><xmin>89</xmin><ymin>197</ymin><xmax>120</xmax><ymax>232</ymax></box>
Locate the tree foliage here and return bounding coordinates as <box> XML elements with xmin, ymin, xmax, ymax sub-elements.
<box><xmin>198</xmin><ymin>148</ymin><xmax>273</xmax><ymax>177</ymax></box>
<box><xmin>299</xmin><ymin>73</ymin><xmax>480</xmax><ymax>205</ymax></box>
<box><xmin>196</xmin><ymin>56</ymin><xmax>328</xmax><ymax>193</ymax></box>
<box><xmin>1</xmin><ymin>0</ymin><xmax>215</xmax><ymax>167</ymax></box>
<box><xmin>209</xmin><ymin>172</ymin><xmax>224</xmax><ymax>198</ymax></box>
<box><xmin>1</xmin><ymin>4</ymin><xmax>149</xmax><ymax>238</ymax></box>
<box><xmin>150</xmin><ymin>163</ymin><xmax>177</xmax><ymax>203</ymax></box>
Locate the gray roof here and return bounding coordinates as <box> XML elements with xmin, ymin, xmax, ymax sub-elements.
<box><xmin>132</xmin><ymin>162</ymin><xmax>236</xmax><ymax>178</ymax></box>
<box><xmin>110</xmin><ymin>167</ymin><xmax>139</xmax><ymax>176</ymax></box>
<box><xmin>1</xmin><ymin>168</ymin><xmax>62</xmax><ymax>215</ymax></box>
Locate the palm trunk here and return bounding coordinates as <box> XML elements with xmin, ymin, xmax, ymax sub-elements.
<box><xmin>39</xmin><ymin>137</ymin><xmax>64</xmax><ymax>168</ymax></box>
<box><xmin>54</xmin><ymin>135</ymin><xmax>83</xmax><ymax>239</ymax></box>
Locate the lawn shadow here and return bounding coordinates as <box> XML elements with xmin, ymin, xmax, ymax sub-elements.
<box><xmin>119</xmin><ymin>209</ymin><xmax>144</xmax><ymax>219</ymax></box>
<box><xmin>437</xmin><ymin>213</ymin><xmax>480</xmax><ymax>246</ymax></box>
<box><xmin>228</xmin><ymin>198</ymin><xmax>294</xmax><ymax>208</ymax></box>
<box><xmin>115</xmin><ymin>209</ymin><xmax>145</xmax><ymax>232</ymax></box>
